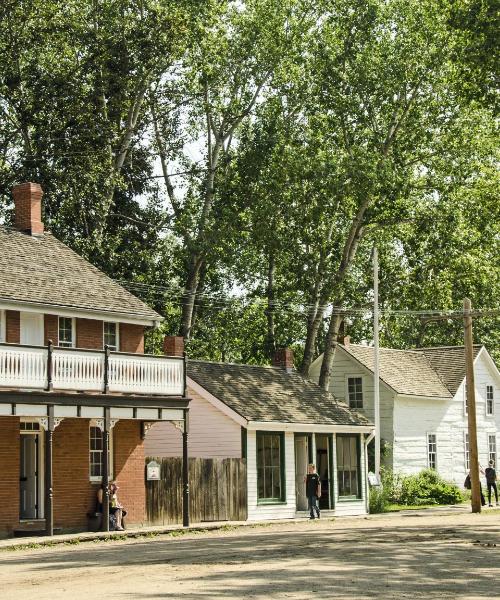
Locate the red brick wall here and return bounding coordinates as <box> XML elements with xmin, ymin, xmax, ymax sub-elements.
<box><xmin>120</xmin><ymin>324</ymin><xmax>144</xmax><ymax>353</ymax></box>
<box><xmin>113</xmin><ymin>420</ymin><xmax>145</xmax><ymax>525</ymax></box>
<box><xmin>44</xmin><ymin>314</ymin><xmax>58</xmax><ymax>346</ymax></box>
<box><xmin>6</xmin><ymin>311</ymin><xmax>20</xmax><ymax>343</ymax></box>
<box><xmin>76</xmin><ymin>318</ymin><xmax>103</xmax><ymax>350</ymax></box>
<box><xmin>0</xmin><ymin>418</ymin><xmax>20</xmax><ymax>536</ymax></box>
<box><xmin>53</xmin><ymin>419</ymin><xmax>94</xmax><ymax>529</ymax></box>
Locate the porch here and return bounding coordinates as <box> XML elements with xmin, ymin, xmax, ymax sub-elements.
<box><xmin>0</xmin><ymin>341</ymin><xmax>191</xmax><ymax>538</ymax></box>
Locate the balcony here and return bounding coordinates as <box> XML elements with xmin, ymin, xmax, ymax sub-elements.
<box><xmin>0</xmin><ymin>342</ymin><xmax>185</xmax><ymax>397</ymax></box>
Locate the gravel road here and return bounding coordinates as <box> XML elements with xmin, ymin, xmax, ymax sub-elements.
<box><xmin>1</xmin><ymin>511</ymin><xmax>499</xmax><ymax>599</ymax></box>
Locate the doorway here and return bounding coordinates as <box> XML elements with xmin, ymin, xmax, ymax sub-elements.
<box><xmin>315</xmin><ymin>434</ymin><xmax>333</xmax><ymax>509</ymax></box>
<box><xmin>20</xmin><ymin>425</ymin><xmax>43</xmax><ymax>520</ymax></box>
<box><xmin>294</xmin><ymin>434</ymin><xmax>311</xmax><ymax>510</ymax></box>
<box><xmin>20</xmin><ymin>312</ymin><xmax>44</xmax><ymax>346</ymax></box>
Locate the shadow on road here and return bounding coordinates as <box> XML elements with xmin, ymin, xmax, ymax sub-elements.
<box><xmin>1</xmin><ymin>521</ymin><xmax>499</xmax><ymax>598</ymax></box>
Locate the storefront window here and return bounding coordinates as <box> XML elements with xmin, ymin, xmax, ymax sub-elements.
<box><xmin>336</xmin><ymin>435</ymin><xmax>360</xmax><ymax>498</ymax></box>
<box><xmin>257</xmin><ymin>432</ymin><xmax>284</xmax><ymax>502</ymax></box>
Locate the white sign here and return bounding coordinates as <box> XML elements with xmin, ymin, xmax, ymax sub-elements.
<box><xmin>147</xmin><ymin>460</ymin><xmax>161</xmax><ymax>481</ymax></box>
<box><xmin>368</xmin><ymin>472</ymin><xmax>381</xmax><ymax>487</ymax></box>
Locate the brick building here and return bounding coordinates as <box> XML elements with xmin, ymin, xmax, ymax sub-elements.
<box><xmin>0</xmin><ymin>182</ymin><xmax>189</xmax><ymax>538</ymax></box>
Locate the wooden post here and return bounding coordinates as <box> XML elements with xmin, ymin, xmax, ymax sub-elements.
<box><xmin>46</xmin><ymin>340</ymin><xmax>53</xmax><ymax>391</ymax></box>
<box><xmin>101</xmin><ymin>407</ymin><xmax>111</xmax><ymax>531</ymax></box>
<box><xmin>373</xmin><ymin>247</ymin><xmax>381</xmax><ymax>479</ymax></box>
<box><xmin>45</xmin><ymin>405</ymin><xmax>54</xmax><ymax>536</ymax></box>
<box><xmin>464</xmin><ymin>298</ymin><xmax>481</xmax><ymax>513</ymax></box>
<box><xmin>103</xmin><ymin>345</ymin><xmax>110</xmax><ymax>394</ymax></box>
<box><xmin>182</xmin><ymin>409</ymin><xmax>190</xmax><ymax>527</ymax></box>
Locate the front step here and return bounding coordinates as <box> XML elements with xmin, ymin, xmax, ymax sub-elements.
<box><xmin>14</xmin><ymin>521</ymin><xmax>62</xmax><ymax>537</ymax></box>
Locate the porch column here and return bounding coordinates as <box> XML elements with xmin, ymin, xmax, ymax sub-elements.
<box><xmin>182</xmin><ymin>409</ymin><xmax>189</xmax><ymax>527</ymax></box>
<box><xmin>101</xmin><ymin>407</ymin><xmax>110</xmax><ymax>532</ymax></box>
<box><xmin>45</xmin><ymin>405</ymin><xmax>54</xmax><ymax>536</ymax></box>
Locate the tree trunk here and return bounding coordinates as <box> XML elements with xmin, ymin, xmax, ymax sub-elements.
<box><xmin>264</xmin><ymin>251</ymin><xmax>276</xmax><ymax>358</ymax></box>
<box><xmin>318</xmin><ymin>312</ymin><xmax>343</xmax><ymax>390</ymax></box>
<box><xmin>300</xmin><ymin>303</ymin><xmax>325</xmax><ymax>377</ymax></box>
<box><xmin>179</xmin><ymin>255</ymin><xmax>204</xmax><ymax>339</ymax></box>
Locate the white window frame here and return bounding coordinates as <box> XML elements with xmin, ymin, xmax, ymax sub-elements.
<box><xmin>464</xmin><ymin>432</ymin><xmax>470</xmax><ymax>472</ymax></box>
<box><xmin>486</xmin><ymin>385</ymin><xmax>494</xmax><ymax>417</ymax></box>
<box><xmin>103</xmin><ymin>321</ymin><xmax>119</xmax><ymax>352</ymax></box>
<box><xmin>463</xmin><ymin>383</ymin><xmax>468</xmax><ymax>415</ymax></box>
<box><xmin>0</xmin><ymin>309</ymin><xmax>5</xmax><ymax>342</ymax></box>
<box><xmin>346</xmin><ymin>375</ymin><xmax>364</xmax><ymax>410</ymax></box>
<box><xmin>58</xmin><ymin>316</ymin><xmax>75</xmax><ymax>348</ymax></box>
<box><xmin>89</xmin><ymin>422</ymin><xmax>113</xmax><ymax>482</ymax></box>
<box><xmin>427</xmin><ymin>433</ymin><xmax>437</xmax><ymax>470</ymax></box>
<box><xmin>488</xmin><ymin>433</ymin><xmax>497</xmax><ymax>466</ymax></box>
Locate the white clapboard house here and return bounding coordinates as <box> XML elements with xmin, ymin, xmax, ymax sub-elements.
<box><xmin>310</xmin><ymin>341</ymin><xmax>500</xmax><ymax>486</ymax></box>
<box><xmin>146</xmin><ymin>345</ymin><xmax>374</xmax><ymax>519</ymax></box>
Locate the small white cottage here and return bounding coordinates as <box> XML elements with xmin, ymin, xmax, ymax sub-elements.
<box><xmin>146</xmin><ymin>347</ymin><xmax>374</xmax><ymax>520</ymax></box>
<box><xmin>310</xmin><ymin>342</ymin><xmax>500</xmax><ymax>486</ymax></box>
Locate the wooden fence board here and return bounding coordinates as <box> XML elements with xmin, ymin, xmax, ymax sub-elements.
<box><xmin>146</xmin><ymin>457</ymin><xmax>247</xmax><ymax>524</ymax></box>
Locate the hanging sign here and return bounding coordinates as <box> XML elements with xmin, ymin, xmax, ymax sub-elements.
<box><xmin>146</xmin><ymin>460</ymin><xmax>161</xmax><ymax>481</ymax></box>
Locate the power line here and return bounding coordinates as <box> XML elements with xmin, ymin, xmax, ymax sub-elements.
<box><xmin>116</xmin><ymin>279</ymin><xmax>500</xmax><ymax>319</ymax></box>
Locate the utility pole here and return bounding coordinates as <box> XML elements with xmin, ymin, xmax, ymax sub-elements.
<box><xmin>373</xmin><ymin>247</ymin><xmax>381</xmax><ymax>479</ymax></box>
<box><xmin>464</xmin><ymin>298</ymin><xmax>481</xmax><ymax>513</ymax></box>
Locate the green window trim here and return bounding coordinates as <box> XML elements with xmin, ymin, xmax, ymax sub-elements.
<box><xmin>256</xmin><ymin>431</ymin><xmax>286</xmax><ymax>503</ymax></box>
<box><xmin>336</xmin><ymin>433</ymin><xmax>362</xmax><ymax>500</ymax></box>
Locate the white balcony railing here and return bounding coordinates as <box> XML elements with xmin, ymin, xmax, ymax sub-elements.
<box><xmin>0</xmin><ymin>343</ymin><xmax>185</xmax><ymax>396</ymax></box>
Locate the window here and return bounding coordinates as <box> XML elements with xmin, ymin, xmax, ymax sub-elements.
<box><xmin>89</xmin><ymin>425</ymin><xmax>113</xmax><ymax>481</ymax></box>
<box><xmin>487</xmin><ymin>385</ymin><xmax>494</xmax><ymax>416</ymax></box>
<box><xmin>336</xmin><ymin>435</ymin><xmax>360</xmax><ymax>498</ymax></box>
<box><xmin>58</xmin><ymin>317</ymin><xmax>74</xmax><ymax>348</ymax></box>
<box><xmin>464</xmin><ymin>383</ymin><xmax>468</xmax><ymax>415</ymax></box>
<box><xmin>465</xmin><ymin>432</ymin><xmax>470</xmax><ymax>471</ymax></box>
<box><xmin>256</xmin><ymin>432</ymin><xmax>284</xmax><ymax>502</ymax></box>
<box><xmin>427</xmin><ymin>434</ymin><xmax>437</xmax><ymax>470</ymax></box>
<box><xmin>347</xmin><ymin>377</ymin><xmax>363</xmax><ymax>409</ymax></box>
<box><xmin>103</xmin><ymin>322</ymin><xmax>118</xmax><ymax>351</ymax></box>
<box><xmin>488</xmin><ymin>434</ymin><xmax>497</xmax><ymax>466</ymax></box>
<box><xmin>0</xmin><ymin>310</ymin><xmax>5</xmax><ymax>342</ymax></box>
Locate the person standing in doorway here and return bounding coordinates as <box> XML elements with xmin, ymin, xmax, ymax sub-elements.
<box><xmin>485</xmin><ymin>461</ymin><xmax>499</xmax><ymax>507</ymax></box>
<box><xmin>305</xmin><ymin>464</ymin><xmax>321</xmax><ymax>520</ymax></box>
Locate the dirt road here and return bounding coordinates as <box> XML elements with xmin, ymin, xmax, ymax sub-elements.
<box><xmin>1</xmin><ymin>511</ymin><xmax>499</xmax><ymax>599</ymax></box>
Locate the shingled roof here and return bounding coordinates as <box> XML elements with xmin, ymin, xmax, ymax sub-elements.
<box><xmin>414</xmin><ymin>346</ymin><xmax>483</xmax><ymax>395</ymax></box>
<box><xmin>188</xmin><ymin>360</ymin><xmax>371</xmax><ymax>427</ymax></box>
<box><xmin>341</xmin><ymin>344</ymin><xmax>484</xmax><ymax>398</ymax></box>
<box><xmin>0</xmin><ymin>227</ymin><xmax>161</xmax><ymax>322</ymax></box>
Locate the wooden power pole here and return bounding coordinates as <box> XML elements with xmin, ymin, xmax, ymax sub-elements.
<box><xmin>373</xmin><ymin>247</ymin><xmax>381</xmax><ymax>479</ymax></box>
<box><xmin>464</xmin><ymin>298</ymin><xmax>481</xmax><ymax>513</ymax></box>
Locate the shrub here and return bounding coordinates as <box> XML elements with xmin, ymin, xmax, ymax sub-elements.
<box><xmin>369</xmin><ymin>486</ymin><xmax>389</xmax><ymax>513</ymax></box>
<box><xmin>397</xmin><ymin>469</ymin><xmax>464</xmax><ymax>506</ymax></box>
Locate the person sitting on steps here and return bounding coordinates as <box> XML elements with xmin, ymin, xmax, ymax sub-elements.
<box><xmin>96</xmin><ymin>481</ymin><xmax>126</xmax><ymax>530</ymax></box>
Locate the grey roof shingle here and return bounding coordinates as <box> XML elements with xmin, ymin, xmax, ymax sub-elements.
<box><xmin>188</xmin><ymin>360</ymin><xmax>371</xmax><ymax>427</ymax></box>
<box><xmin>414</xmin><ymin>346</ymin><xmax>483</xmax><ymax>395</ymax></box>
<box><xmin>0</xmin><ymin>227</ymin><xmax>160</xmax><ymax>321</ymax></box>
<box><xmin>342</xmin><ymin>344</ymin><xmax>483</xmax><ymax>398</ymax></box>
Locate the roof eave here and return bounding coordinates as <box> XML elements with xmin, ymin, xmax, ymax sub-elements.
<box><xmin>246</xmin><ymin>421</ymin><xmax>374</xmax><ymax>433</ymax></box>
<box><xmin>0</xmin><ymin>298</ymin><xmax>162</xmax><ymax>327</ymax></box>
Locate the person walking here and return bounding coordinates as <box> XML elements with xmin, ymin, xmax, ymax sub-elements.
<box><xmin>305</xmin><ymin>464</ymin><xmax>321</xmax><ymax>520</ymax></box>
<box><xmin>485</xmin><ymin>460</ymin><xmax>499</xmax><ymax>507</ymax></box>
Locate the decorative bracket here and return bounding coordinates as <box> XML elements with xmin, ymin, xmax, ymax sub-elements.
<box><xmin>39</xmin><ymin>417</ymin><xmax>64</xmax><ymax>431</ymax></box>
<box><xmin>172</xmin><ymin>420</ymin><xmax>185</xmax><ymax>433</ymax></box>
<box><xmin>92</xmin><ymin>418</ymin><xmax>119</xmax><ymax>431</ymax></box>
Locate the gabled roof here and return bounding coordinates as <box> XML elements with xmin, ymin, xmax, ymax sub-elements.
<box><xmin>0</xmin><ymin>227</ymin><xmax>161</xmax><ymax>323</ymax></box>
<box><xmin>340</xmin><ymin>343</ymin><xmax>484</xmax><ymax>398</ymax></box>
<box><xmin>414</xmin><ymin>346</ymin><xmax>483</xmax><ymax>395</ymax></box>
<box><xmin>188</xmin><ymin>360</ymin><xmax>371</xmax><ymax>427</ymax></box>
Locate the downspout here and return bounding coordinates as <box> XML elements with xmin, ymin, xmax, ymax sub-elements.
<box><xmin>364</xmin><ymin>431</ymin><xmax>375</xmax><ymax>514</ymax></box>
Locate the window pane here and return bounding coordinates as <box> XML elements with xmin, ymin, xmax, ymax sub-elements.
<box><xmin>58</xmin><ymin>317</ymin><xmax>73</xmax><ymax>347</ymax></box>
<box><xmin>104</xmin><ymin>322</ymin><xmax>118</xmax><ymax>350</ymax></box>
<box><xmin>337</xmin><ymin>436</ymin><xmax>359</xmax><ymax>497</ymax></box>
<box><xmin>257</xmin><ymin>433</ymin><xmax>282</xmax><ymax>500</ymax></box>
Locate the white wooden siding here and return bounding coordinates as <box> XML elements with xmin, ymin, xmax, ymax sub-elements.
<box><xmin>310</xmin><ymin>349</ymin><xmax>395</xmax><ymax>468</ymax></box>
<box><xmin>246</xmin><ymin>430</ymin><xmax>296</xmax><ymax>521</ymax></box>
<box><xmin>393</xmin><ymin>352</ymin><xmax>500</xmax><ymax>486</ymax></box>
<box><xmin>144</xmin><ymin>386</ymin><xmax>242</xmax><ymax>459</ymax></box>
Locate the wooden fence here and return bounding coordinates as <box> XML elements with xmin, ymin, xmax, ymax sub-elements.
<box><xmin>145</xmin><ymin>457</ymin><xmax>247</xmax><ymax>524</ymax></box>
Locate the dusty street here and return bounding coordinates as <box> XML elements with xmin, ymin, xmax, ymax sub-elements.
<box><xmin>1</xmin><ymin>511</ymin><xmax>499</xmax><ymax>600</ymax></box>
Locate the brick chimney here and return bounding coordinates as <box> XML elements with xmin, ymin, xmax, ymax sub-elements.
<box><xmin>272</xmin><ymin>348</ymin><xmax>294</xmax><ymax>372</ymax></box>
<box><xmin>12</xmin><ymin>182</ymin><xmax>44</xmax><ymax>236</ymax></box>
<box><xmin>163</xmin><ymin>335</ymin><xmax>184</xmax><ymax>357</ymax></box>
